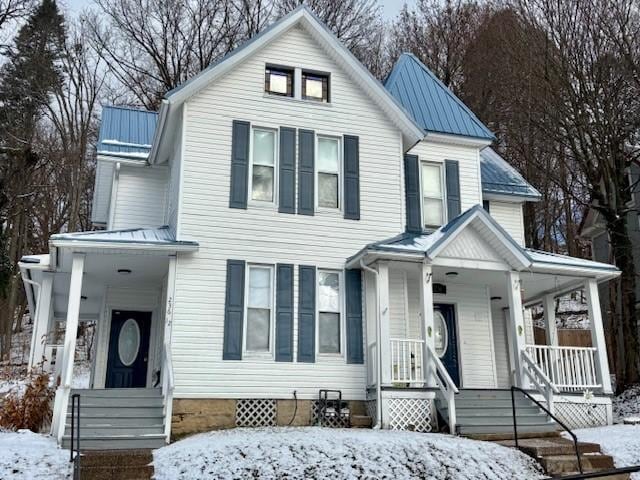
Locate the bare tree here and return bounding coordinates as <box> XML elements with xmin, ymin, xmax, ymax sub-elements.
<box><xmin>0</xmin><ymin>0</ymin><xmax>33</xmax><ymax>47</ymax></box>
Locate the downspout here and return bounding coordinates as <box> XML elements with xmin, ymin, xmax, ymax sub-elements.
<box><xmin>360</xmin><ymin>258</ymin><xmax>383</xmax><ymax>429</ymax></box>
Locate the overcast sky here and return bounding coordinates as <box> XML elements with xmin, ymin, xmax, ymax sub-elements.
<box><xmin>62</xmin><ymin>0</ymin><xmax>414</xmax><ymax>19</ymax></box>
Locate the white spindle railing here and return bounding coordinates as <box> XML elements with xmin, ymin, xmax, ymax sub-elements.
<box><xmin>425</xmin><ymin>344</ymin><xmax>459</xmax><ymax>433</ymax></box>
<box><xmin>390</xmin><ymin>339</ymin><xmax>425</xmax><ymax>384</ymax></box>
<box><xmin>521</xmin><ymin>350</ymin><xmax>559</xmax><ymax>413</ymax></box>
<box><xmin>525</xmin><ymin>345</ymin><xmax>601</xmax><ymax>391</ymax></box>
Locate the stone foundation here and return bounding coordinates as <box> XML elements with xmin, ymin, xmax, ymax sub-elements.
<box><xmin>171</xmin><ymin>398</ymin><xmax>367</xmax><ymax>441</ymax></box>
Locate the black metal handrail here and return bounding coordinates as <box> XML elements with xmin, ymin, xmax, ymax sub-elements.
<box><xmin>70</xmin><ymin>393</ymin><xmax>80</xmax><ymax>480</ymax></box>
<box><xmin>510</xmin><ymin>386</ymin><xmax>583</xmax><ymax>474</ymax></box>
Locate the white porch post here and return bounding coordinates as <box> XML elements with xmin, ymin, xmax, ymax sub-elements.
<box><xmin>378</xmin><ymin>261</ymin><xmax>392</xmax><ymax>386</ymax></box>
<box><xmin>419</xmin><ymin>262</ymin><xmax>435</xmax><ymax>386</ymax></box>
<box><xmin>162</xmin><ymin>255</ymin><xmax>177</xmax><ymax>442</ymax></box>
<box><xmin>584</xmin><ymin>278</ymin><xmax>613</xmax><ymax>394</ymax></box>
<box><xmin>543</xmin><ymin>294</ymin><xmax>559</xmax><ymax>346</ymax></box>
<box><xmin>28</xmin><ymin>272</ymin><xmax>53</xmax><ymax>371</ymax></box>
<box><xmin>506</xmin><ymin>271</ymin><xmax>527</xmax><ymax>388</ymax></box>
<box><xmin>52</xmin><ymin>253</ymin><xmax>85</xmax><ymax>441</ymax></box>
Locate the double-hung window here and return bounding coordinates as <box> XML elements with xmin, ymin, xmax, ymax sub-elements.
<box><xmin>421</xmin><ymin>162</ymin><xmax>445</xmax><ymax>228</ymax></box>
<box><xmin>250</xmin><ymin>128</ymin><xmax>277</xmax><ymax>203</ymax></box>
<box><xmin>317</xmin><ymin>270</ymin><xmax>341</xmax><ymax>354</ymax></box>
<box><xmin>317</xmin><ymin>136</ymin><xmax>341</xmax><ymax>209</ymax></box>
<box><xmin>245</xmin><ymin>265</ymin><xmax>273</xmax><ymax>353</ymax></box>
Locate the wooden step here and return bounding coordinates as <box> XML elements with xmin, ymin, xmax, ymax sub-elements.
<box><xmin>350</xmin><ymin>415</ymin><xmax>372</xmax><ymax>428</ymax></box>
<box><xmin>62</xmin><ymin>434</ymin><xmax>166</xmax><ymax>450</ymax></box>
<box><xmin>464</xmin><ymin>430</ymin><xmax>561</xmax><ymax>441</ymax></box>
<box><xmin>496</xmin><ymin>437</ymin><xmax>601</xmax><ymax>457</ymax></box>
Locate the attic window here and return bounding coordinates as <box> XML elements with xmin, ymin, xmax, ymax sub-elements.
<box><xmin>302</xmin><ymin>71</ymin><xmax>329</xmax><ymax>102</ymax></box>
<box><xmin>265</xmin><ymin>66</ymin><xmax>293</xmax><ymax>97</ymax></box>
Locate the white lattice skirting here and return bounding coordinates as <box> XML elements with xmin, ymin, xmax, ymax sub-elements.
<box><xmin>235</xmin><ymin>399</ymin><xmax>277</xmax><ymax>427</ymax></box>
<box><xmin>554</xmin><ymin>402</ymin><xmax>608</xmax><ymax>429</ymax></box>
<box><xmin>387</xmin><ymin>398</ymin><xmax>433</xmax><ymax>432</ymax></box>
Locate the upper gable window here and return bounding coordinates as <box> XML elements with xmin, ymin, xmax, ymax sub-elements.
<box><xmin>250</xmin><ymin>128</ymin><xmax>277</xmax><ymax>203</ymax></box>
<box><xmin>265</xmin><ymin>66</ymin><xmax>294</xmax><ymax>97</ymax></box>
<box><xmin>422</xmin><ymin>162</ymin><xmax>445</xmax><ymax>228</ymax></box>
<box><xmin>302</xmin><ymin>71</ymin><xmax>329</xmax><ymax>102</ymax></box>
<box><xmin>317</xmin><ymin>136</ymin><xmax>341</xmax><ymax>209</ymax></box>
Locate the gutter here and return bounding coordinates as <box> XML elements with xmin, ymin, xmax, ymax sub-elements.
<box><xmin>360</xmin><ymin>258</ymin><xmax>383</xmax><ymax>429</ymax></box>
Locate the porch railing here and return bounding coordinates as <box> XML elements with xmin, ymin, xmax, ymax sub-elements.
<box><xmin>161</xmin><ymin>340</ymin><xmax>175</xmax><ymax>443</ymax></box>
<box><xmin>390</xmin><ymin>338</ymin><xmax>424</xmax><ymax>384</ymax></box>
<box><xmin>525</xmin><ymin>345</ymin><xmax>601</xmax><ymax>391</ymax></box>
<box><xmin>425</xmin><ymin>344</ymin><xmax>459</xmax><ymax>433</ymax></box>
<box><xmin>43</xmin><ymin>344</ymin><xmax>64</xmax><ymax>381</ymax></box>
<box><xmin>521</xmin><ymin>350</ymin><xmax>559</xmax><ymax>414</ymax></box>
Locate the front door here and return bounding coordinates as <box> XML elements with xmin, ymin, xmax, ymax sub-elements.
<box><xmin>106</xmin><ymin>310</ymin><xmax>151</xmax><ymax>388</ymax></box>
<box><xmin>433</xmin><ymin>304</ymin><xmax>460</xmax><ymax>387</ymax></box>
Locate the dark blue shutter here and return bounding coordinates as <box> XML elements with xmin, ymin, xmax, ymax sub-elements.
<box><xmin>279</xmin><ymin>128</ymin><xmax>296</xmax><ymax>214</ymax></box>
<box><xmin>275</xmin><ymin>264</ymin><xmax>294</xmax><ymax>362</ymax></box>
<box><xmin>343</xmin><ymin>135</ymin><xmax>360</xmax><ymax>220</ymax></box>
<box><xmin>223</xmin><ymin>260</ymin><xmax>245</xmax><ymax>360</ymax></box>
<box><xmin>445</xmin><ymin>159</ymin><xmax>461</xmax><ymax>219</ymax></box>
<box><xmin>298</xmin><ymin>130</ymin><xmax>315</xmax><ymax>216</ymax></box>
<box><xmin>345</xmin><ymin>269</ymin><xmax>364</xmax><ymax>364</ymax></box>
<box><xmin>229</xmin><ymin>120</ymin><xmax>250</xmax><ymax>209</ymax></box>
<box><xmin>404</xmin><ymin>154</ymin><xmax>422</xmax><ymax>233</ymax></box>
<box><xmin>297</xmin><ymin>265</ymin><xmax>316</xmax><ymax>362</ymax></box>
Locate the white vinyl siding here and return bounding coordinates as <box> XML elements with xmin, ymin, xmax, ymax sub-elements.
<box><xmin>91</xmin><ymin>159</ymin><xmax>115</xmax><ymax>226</ymax></box>
<box><xmin>488</xmin><ymin>201</ymin><xmax>525</xmax><ymax>246</ymax></box>
<box><xmin>171</xmin><ymin>24</ymin><xmax>403</xmax><ymax>400</ymax></box>
<box><xmin>111</xmin><ymin>165</ymin><xmax>169</xmax><ymax>230</ymax></box>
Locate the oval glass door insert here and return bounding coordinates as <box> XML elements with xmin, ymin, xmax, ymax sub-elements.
<box><xmin>434</xmin><ymin>310</ymin><xmax>448</xmax><ymax>358</ymax></box>
<box><xmin>118</xmin><ymin>318</ymin><xmax>141</xmax><ymax>366</ymax></box>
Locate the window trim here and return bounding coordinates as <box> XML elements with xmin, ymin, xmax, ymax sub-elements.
<box><xmin>314</xmin><ymin>134</ymin><xmax>342</xmax><ymax>212</ymax></box>
<box><xmin>315</xmin><ymin>268</ymin><xmax>345</xmax><ymax>357</ymax></box>
<box><xmin>420</xmin><ymin>160</ymin><xmax>447</xmax><ymax>228</ymax></box>
<box><xmin>248</xmin><ymin>126</ymin><xmax>279</xmax><ymax>206</ymax></box>
<box><xmin>242</xmin><ymin>263</ymin><xmax>276</xmax><ymax>357</ymax></box>
<box><xmin>302</xmin><ymin>70</ymin><xmax>330</xmax><ymax>103</ymax></box>
<box><xmin>264</xmin><ymin>65</ymin><xmax>294</xmax><ymax>97</ymax></box>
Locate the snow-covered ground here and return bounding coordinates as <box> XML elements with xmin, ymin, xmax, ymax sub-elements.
<box><xmin>153</xmin><ymin>427</ymin><xmax>544</xmax><ymax>480</ymax></box>
<box><xmin>571</xmin><ymin>425</ymin><xmax>640</xmax><ymax>479</ymax></box>
<box><xmin>613</xmin><ymin>384</ymin><xmax>640</xmax><ymax>423</ymax></box>
<box><xmin>0</xmin><ymin>430</ymin><xmax>71</xmax><ymax>479</ymax></box>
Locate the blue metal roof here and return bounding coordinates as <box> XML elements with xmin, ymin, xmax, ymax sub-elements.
<box><xmin>384</xmin><ymin>53</ymin><xmax>495</xmax><ymax>140</ymax></box>
<box><xmin>480</xmin><ymin>147</ymin><xmax>541</xmax><ymax>200</ymax></box>
<box><xmin>97</xmin><ymin>106</ymin><xmax>158</xmax><ymax>159</ymax></box>
<box><xmin>50</xmin><ymin>226</ymin><xmax>198</xmax><ymax>248</ymax></box>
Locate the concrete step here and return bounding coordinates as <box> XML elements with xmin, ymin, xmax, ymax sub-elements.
<box><xmin>350</xmin><ymin>415</ymin><xmax>372</xmax><ymax>428</ymax></box>
<box><xmin>540</xmin><ymin>453</ymin><xmax>615</xmax><ymax>475</ymax></box>
<box><xmin>62</xmin><ymin>434</ymin><xmax>166</xmax><ymax>450</ymax></box>
<box><xmin>456</xmin><ymin>415</ymin><xmax>552</xmax><ymax>426</ymax></box>
<box><xmin>80</xmin><ymin>449</ymin><xmax>153</xmax><ymax>467</ymax></box>
<box><xmin>465</xmin><ymin>431</ymin><xmax>561</xmax><ymax>441</ymax></box>
<box><xmin>451</xmin><ymin>406</ymin><xmax>542</xmax><ymax>416</ymax></box>
<box><xmin>67</xmin><ymin>406</ymin><xmax>164</xmax><ymax>417</ymax></box>
<box><xmin>456</xmin><ymin>389</ymin><xmax>517</xmax><ymax>400</ymax></box>
<box><xmin>79</xmin><ymin>464</ymin><xmax>154</xmax><ymax>480</ymax></box>
<box><xmin>453</xmin><ymin>399</ymin><xmax>536</xmax><ymax>409</ymax></box>
<box><xmin>496</xmin><ymin>437</ymin><xmax>601</xmax><ymax>457</ymax></box>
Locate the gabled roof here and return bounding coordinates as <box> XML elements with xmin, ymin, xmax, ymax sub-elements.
<box><xmin>480</xmin><ymin>147</ymin><xmax>541</xmax><ymax>200</ymax></box>
<box><xmin>97</xmin><ymin>106</ymin><xmax>157</xmax><ymax>160</ymax></box>
<box><xmin>50</xmin><ymin>226</ymin><xmax>198</xmax><ymax>251</ymax></box>
<box><xmin>384</xmin><ymin>53</ymin><xmax>494</xmax><ymax>141</ymax></box>
<box><xmin>150</xmin><ymin>5</ymin><xmax>424</xmax><ymax>163</ymax></box>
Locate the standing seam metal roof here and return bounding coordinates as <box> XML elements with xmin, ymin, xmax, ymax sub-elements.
<box><xmin>480</xmin><ymin>147</ymin><xmax>541</xmax><ymax>199</ymax></box>
<box><xmin>97</xmin><ymin>106</ymin><xmax>157</xmax><ymax>159</ymax></box>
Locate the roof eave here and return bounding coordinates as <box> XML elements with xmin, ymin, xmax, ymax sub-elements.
<box><xmin>49</xmin><ymin>238</ymin><xmax>199</xmax><ymax>252</ymax></box>
<box><xmin>482</xmin><ymin>191</ymin><xmax>542</xmax><ymax>203</ymax></box>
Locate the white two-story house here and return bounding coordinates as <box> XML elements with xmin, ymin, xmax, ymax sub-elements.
<box><xmin>20</xmin><ymin>6</ymin><xmax>619</xmax><ymax>449</ymax></box>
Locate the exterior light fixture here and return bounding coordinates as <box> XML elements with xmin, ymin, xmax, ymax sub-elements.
<box><xmin>117</xmin><ymin>268</ymin><xmax>132</xmax><ymax>275</ymax></box>
<box><xmin>490</xmin><ymin>296</ymin><xmax>502</xmax><ymax>301</ymax></box>
<box><xmin>445</xmin><ymin>271</ymin><xmax>458</xmax><ymax>277</ymax></box>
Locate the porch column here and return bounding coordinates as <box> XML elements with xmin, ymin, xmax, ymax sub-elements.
<box><xmin>419</xmin><ymin>262</ymin><xmax>435</xmax><ymax>387</ymax></box>
<box><xmin>52</xmin><ymin>253</ymin><xmax>85</xmax><ymax>441</ymax></box>
<box><xmin>28</xmin><ymin>272</ymin><xmax>53</xmax><ymax>371</ymax></box>
<box><xmin>584</xmin><ymin>278</ymin><xmax>613</xmax><ymax>394</ymax></box>
<box><xmin>543</xmin><ymin>294</ymin><xmax>559</xmax><ymax>346</ymax></box>
<box><xmin>506</xmin><ymin>271</ymin><xmax>527</xmax><ymax>388</ymax></box>
<box><xmin>378</xmin><ymin>261</ymin><xmax>392</xmax><ymax>385</ymax></box>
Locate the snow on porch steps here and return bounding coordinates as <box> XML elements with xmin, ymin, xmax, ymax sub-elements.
<box><xmin>152</xmin><ymin>427</ymin><xmax>545</xmax><ymax>480</ymax></box>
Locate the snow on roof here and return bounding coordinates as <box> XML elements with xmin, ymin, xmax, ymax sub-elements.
<box><xmin>480</xmin><ymin>147</ymin><xmax>541</xmax><ymax>200</ymax></box>
<box><xmin>526</xmin><ymin>248</ymin><xmax>618</xmax><ymax>271</ymax></box>
<box><xmin>97</xmin><ymin>106</ymin><xmax>158</xmax><ymax>160</ymax></box>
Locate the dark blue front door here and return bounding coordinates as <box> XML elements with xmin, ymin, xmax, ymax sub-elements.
<box><xmin>106</xmin><ymin>310</ymin><xmax>151</xmax><ymax>388</ymax></box>
<box><xmin>434</xmin><ymin>304</ymin><xmax>460</xmax><ymax>387</ymax></box>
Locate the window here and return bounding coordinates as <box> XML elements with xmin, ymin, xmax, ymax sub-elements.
<box><xmin>317</xmin><ymin>136</ymin><xmax>340</xmax><ymax>209</ymax></box>
<box><xmin>421</xmin><ymin>162</ymin><xmax>445</xmax><ymax>227</ymax></box>
<box><xmin>265</xmin><ymin>66</ymin><xmax>294</xmax><ymax>97</ymax></box>
<box><xmin>245</xmin><ymin>265</ymin><xmax>273</xmax><ymax>353</ymax></box>
<box><xmin>302</xmin><ymin>71</ymin><xmax>329</xmax><ymax>102</ymax></box>
<box><xmin>318</xmin><ymin>270</ymin><xmax>341</xmax><ymax>354</ymax></box>
<box><xmin>250</xmin><ymin>128</ymin><xmax>276</xmax><ymax>203</ymax></box>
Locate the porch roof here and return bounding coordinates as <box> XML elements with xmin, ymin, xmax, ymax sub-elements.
<box><xmin>49</xmin><ymin>226</ymin><xmax>198</xmax><ymax>252</ymax></box>
<box><xmin>348</xmin><ymin>204</ymin><xmax>619</xmax><ymax>279</ymax></box>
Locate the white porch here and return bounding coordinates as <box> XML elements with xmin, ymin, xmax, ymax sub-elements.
<box><xmin>349</xmin><ymin>206</ymin><xmax>619</xmax><ymax>433</ymax></box>
<box><xmin>19</xmin><ymin>227</ymin><xmax>196</xmax><ymax>447</ymax></box>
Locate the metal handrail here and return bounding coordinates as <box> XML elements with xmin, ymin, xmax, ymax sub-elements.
<box><xmin>70</xmin><ymin>393</ymin><xmax>80</xmax><ymax>479</ymax></box>
<box><xmin>510</xmin><ymin>386</ymin><xmax>583</xmax><ymax>474</ymax></box>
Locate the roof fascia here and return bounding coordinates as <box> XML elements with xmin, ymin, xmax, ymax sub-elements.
<box><xmin>96</xmin><ymin>154</ymin><xmax>149</xmax><ymax>167</ymax></box>
<box><xmin>424</xmin><ymin>132</ymin><xmax>492</xmax><ymax>148</ymax></box>
<box><xmin>49</xmin><ymin>239</ymin><xmax>198</xmax><ymax>252</ymax></box>
<box><xmin>482</xmin><ymin>192</ymin><xmax>541</xmax><ymax>203</ymax></box>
